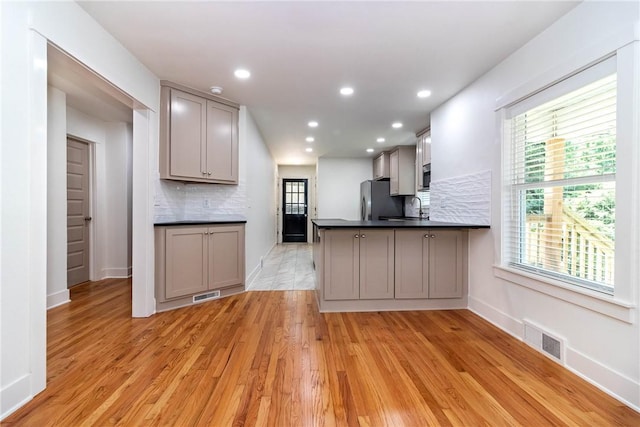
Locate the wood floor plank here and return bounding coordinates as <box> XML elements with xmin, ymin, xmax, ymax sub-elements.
<box><xmin>4</xmin><ymin>278</ymin><xmax>639</xmax><ymax>426</ymax></box>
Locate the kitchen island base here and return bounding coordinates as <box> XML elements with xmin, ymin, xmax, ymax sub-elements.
<box><xmin>312</xmin><ymin>220</ymin><xmax>478</xmax><ymax>313</ymax></box>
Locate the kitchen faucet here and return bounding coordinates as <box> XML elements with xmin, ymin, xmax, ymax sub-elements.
<box><xmin>410</xmin><ymin>196</ymin><xmax>423</xmax><ymax>218</ymax></box>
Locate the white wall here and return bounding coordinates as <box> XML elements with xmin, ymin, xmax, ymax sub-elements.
<box><xmin>317</xmin><ymin>158</ymin><xmax>372</xmax><ymax>220</ymax></box>
<box><xmin>244</xmin><ymin>107</ymin><xmax>277</xmax><ymax>282</ymax></box>
<box><xmin>1</xmin><ymin>1</ymin><xmax>158</xmax><ymax>418</ymax></box>
<box><xmin>431</xmin><ymin>1</ymin><xmax>640</xmax><ymax>408</ymax></box>
<box><xmin>104</xmin><ymin>122</ymin><xmax>133</xmax><ymax>277</ymax></box>
<box><xmin>47</xmin><ymin>86</ymin><xmax>70</xmax><ymax>309</ymax></box>
<box><xmin>277</xmin><ymin>165</ymin><xmax>316</xmax><ymax>243</ymax></box>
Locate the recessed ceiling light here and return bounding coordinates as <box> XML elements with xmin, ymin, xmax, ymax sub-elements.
<box><xmin>209</xmin><ymin>86</ymin><xmax>223</xmax><ymax>95</ymax></box>
<box><xmin>417</xmin><ymin>90</ymin><xmax>432</xmax><ymax>98</ymax></box>
<box><xmin>366</xmin><ymin>148</ymin><xmax>374</xmax><ymax>153</ymax></box>
<box><xmin>392</xmin><ymin>122</ymin><xmax>403</xmax><ymax>129</ymax></box>
<box><xmin>305</xmin><ymin>147</ymin><xmax>313</xmax><ymax>153</ymax></box>
<box><xmin>306</xmin><ymin>136</ymin><xmax>314</xmax><ymax>142</ymax></box>
<box><xmin>340</xmin><ymin>87</ymin><xmax>354</xmax><ymax>96</ymax></box>
<box><xmin>376</xmin><ymin>137</ymin><xmax>385</xmax><ymax>143</ymax></box>
<box><xmin>308</xmin><ymin>121</ymin><xmax>318</xmax><ymax>128</ymax></box>
<box><xmin>234</xmin><ymin>68</ymin><xmax>251</xmax><ymax>79</ymax></box>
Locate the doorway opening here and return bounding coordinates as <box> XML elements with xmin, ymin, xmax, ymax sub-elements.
<box><xmin>282</xmin><ymin>178</ymin><xmax>308</xmax><ymax>243</ymax></box>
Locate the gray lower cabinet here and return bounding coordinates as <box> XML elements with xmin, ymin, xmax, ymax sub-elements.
<box><xmin>395</xmin><ymin>229</ymin><xmax>464</xmax><ymax>299</ymax></box>
<box><xmin>323</xmin><ymin>229</ymin><xmax>394</xmax><ymax>300</ymax></box>
<box><xmin>156</xmin><ymin>224</ymin><xmax>245</xmax><ymax>307</ymax></box>
<box><xmin>165</xmin><ymin>227</ymin><xmax>209</xmax><ymax>299</ymax></box>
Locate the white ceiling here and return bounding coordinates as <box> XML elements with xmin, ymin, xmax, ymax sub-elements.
<box><xmin>78</xmin><ymin>1</ymin><xmax>578</xmax><ymax>165</ymax></box>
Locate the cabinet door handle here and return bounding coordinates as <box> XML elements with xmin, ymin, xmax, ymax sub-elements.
<box><xmin>354</xmin><ymin>234</ymin><xmax>359</xmax><ymax>238</ymax></box>
<box><xmin>361</xmin><ymin>234</ymin><xmax>366</xmax><ymax>238</ymax></box>
<box><xmin>424</xmin><ymin>234</ymin><xmax>429</xmax><ymax>238</ymax></box>
<box><xmin>430</xmin><ymin>234</ymin><xmax>436</xmax><ymax>238</ymax></box>
<box><xmin>204</xmin><ymin>232</ymin><xmax>209</xmax><ymax>235</ymax></box>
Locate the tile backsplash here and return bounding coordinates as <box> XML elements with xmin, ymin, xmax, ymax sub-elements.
<box><xmin>429</xmin><ymin>170</ymin><xmax>491</xmax><ymax>225</ymax></box>
<box><xmin>154</xmin><ymin>179</ymin><xmax>247</xmax><ymax>220</ymax></box>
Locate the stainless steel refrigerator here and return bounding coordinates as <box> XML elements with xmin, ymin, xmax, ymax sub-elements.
<box><xmin>360</xmin><ymin>180</ymin><xmax>403</xmax><ymax>220</ymax></box>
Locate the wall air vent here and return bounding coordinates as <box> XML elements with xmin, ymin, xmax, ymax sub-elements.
<box><xmin>193</xmin><ymin>290</ymin><xmax>221</xmax><ymax>303</ymax></box>
<box><xmin>523</xmin><ymin>320</ymin><xmax>565</xmax><ymax>364</ymax></box>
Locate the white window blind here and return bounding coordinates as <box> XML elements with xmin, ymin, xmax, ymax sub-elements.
<box><xmin>504</xmin><ymin>64</ymin><xmax>617</xmax><ymax>294</ymax></box>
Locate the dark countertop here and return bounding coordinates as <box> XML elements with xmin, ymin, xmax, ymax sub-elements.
<box><xmin>312</xmin><ymin>218</ymin><xmax>489</xmax><ymax>229</ymax></box>
<box><xmin>154</xmin><ymin>215</ymin><xmax>247</xmax><ymax>226</ymax></box>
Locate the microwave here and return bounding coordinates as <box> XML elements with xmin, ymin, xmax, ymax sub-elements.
<box><xmin>422</xmin><ymin>163</ymin><xmax>431</xmax><ymax>190</ymax></box>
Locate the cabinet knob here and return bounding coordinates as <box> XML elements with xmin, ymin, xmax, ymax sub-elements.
<box><xmin>204</xmin><ymin>232</ymin><xmax>209</xmax><ymax>235</ymax></box>
<box><xmin>361</xmin><ymin>234</ymin><xmax>366</xmax><ymax>238</ymax></box>
<box><xmin>208</xmin><ymin>172</ymin><xmax>212</xmax><ymax>175</ymax></box>
<box><xmin>424</xmin><ymin>234</ymin><xmax>429</xmax><ymax>238</ymax></box>
<box><xmin>354</xmin><ymin>234</ymin><xmax>359</xmax><ymax>238</ymax></box>
<box><xmin>430</xmin><ymin>234</ymin><xmax>436</xmax><ymax>238</ymax></box>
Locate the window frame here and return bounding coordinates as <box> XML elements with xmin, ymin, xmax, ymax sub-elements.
<box><xmin>494</xmin><ymin>41</ymin><xmax>639</xmax><ymax>321</ymax></box>
<box><xmin>504</xmin><ymin>60</ymin><xmax>617</xmax><ymax>295</ymax></box>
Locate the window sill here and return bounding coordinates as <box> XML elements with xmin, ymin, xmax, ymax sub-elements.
<box><xmin>493</xmin><ymin>265</ymin><xmax>636</xmax><ymax>323</ymax></box>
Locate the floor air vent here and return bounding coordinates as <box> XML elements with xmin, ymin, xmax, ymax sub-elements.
<box><xmin>523</xmin><ymin>321</ymin><xmax>564</xmax><ymax>364</ymax></box>
<box><xmin>193</xmin><ymin>290</ymin><xmax>221</xmax><ymax>303</ymax></box>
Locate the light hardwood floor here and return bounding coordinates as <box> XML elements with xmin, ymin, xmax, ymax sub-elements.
<box><xmin>4</xmin><ymin>278</ymin><xmax>639</xmax><ymax>426</ymax></box>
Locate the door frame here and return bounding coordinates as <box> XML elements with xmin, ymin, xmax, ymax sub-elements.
<box><xmin>276</xmin><ymin>167</ymin><xmax>316</xmax><ymax>244</ymax></box>
<box><xmin>281</xmin><ymin>178</ymin><xmax>309</xmax><ymax>243</ymax></box>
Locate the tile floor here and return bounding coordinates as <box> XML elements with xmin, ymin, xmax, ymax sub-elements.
<box><xmin>247</xmin><ymin>243</ymin><xmax>316</xmax><ymax>291</ymax></box>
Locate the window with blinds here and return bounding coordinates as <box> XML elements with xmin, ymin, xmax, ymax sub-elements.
<box><xmin>504</xmin><ymin>64</ymin><xmax>617</xmax><ymax>294</ymax></box>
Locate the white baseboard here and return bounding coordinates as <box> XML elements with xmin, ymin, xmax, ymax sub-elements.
<box><xmin>566</xmin><ymin>348</ymin><xmax>640</xmax><ymax>412</ymax></box>
<box><xmin>0</xmin><ymin>374</ymin><xmax>31</xmax><ymax>421</ymax></box>
<box><xmin>468</xmin><ymin>295</ymin><xmax>640</xmax><ymax>412</ymax></box>
<box><xmin>468</xmin><ymin>295</ymin><xmax>523</xmax><ymax>340</ymax></box>
<box><xmin>101</xmin><ymin>266</ymin><xmax>132</xmax><ymax>278</ymax></box>
<box><xmin>246</xmin><ymin>264</ymin><xmax>261</xmax><ymax>287</ymax></box>
<box><xmin>46</xmin><ymin>289</ymin><xmax>70</xmax><ymax>309</ymax></box>
<box><xmin>246</xmin><ymin>242</ymin><xmax>277</xmax><ymax>288</ymax></box>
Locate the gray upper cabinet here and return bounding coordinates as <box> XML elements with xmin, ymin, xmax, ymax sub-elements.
<box><xmin>389</xmin><ymin>146</ymin><xmax>416</xmax><ymax>196</ymax></box>
<box><xmin>160</xmin><ymin>82</ymin><xmax>239</xmax><ymax>184</ymax></box>
<box><xmin>373</xmin><ymin>152</ymin><xmax>390</xmax><ymax>180</ymax></box>
<box><xmin>421</xmin><ymin>132</ymin><xmax>431</xmax><ymax>166</ymax></box>
<box><xmin>416</xmin><ymin>131</ymin><xmax>431</xmax><ymax>191</ymax></box>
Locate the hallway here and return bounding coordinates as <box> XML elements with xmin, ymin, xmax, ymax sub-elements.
<box><xmin>247</xmin><ymin>243</ymin><xmax>315</xmax><ymax>291</ymax></box>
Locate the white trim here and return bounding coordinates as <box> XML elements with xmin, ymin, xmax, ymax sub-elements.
<box><xmin>102</xmin><ymin>268</ymin><xmax>132</xmax><ymax>278</ymax></box>
<box><xmin>494</xmin><ymin>265</ymin><xmax>636</xmax><ymax>323</ymax></box>
<box><xmin>131</xmin><ymin>108</ymin><xmax>156</xmax><ymax>318</ymax></box>
<box><xmin>0</xmin><ymin>375</ymin><xmax>32</xmax><ymax>421</ymax></box>
<box><xmin>468</xmin><ymin>296</ymin><xmax>524</xmax><ymax>340</ymax></box>
<box><xmin>28</xmin><ymin>28</ymin><xmax>48</xmax><ymax>404</ymax></box>
<box><xmin>88</xmin><ymin>139</ymin><xmax>97</xmax><ymax>281</ymax></box>
<box><xmin>496</xmin><ymin>24</ymin><xmax>638</xmax><ymax>110</ymax></box>
<box><xmin>246</xmin><ymin>242</ymin><xmax>277</xmax><ymax>287</ymax></box>
<box><xmin>46</xmin><ymin>290</ymin><xmax>70</xmax><ymax>309</ymax></box>
<box><xmin>468</xmin><ymin>296</ymin><xmax>640</xmax><ymax>413</ymax></box>
<box><xmin>566</xmin><ymin>347</ymin><xmax>640</xmax><ymax>413</ymax></box>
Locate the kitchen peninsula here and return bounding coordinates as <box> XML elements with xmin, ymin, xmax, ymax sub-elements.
<box><xmin>312</xmin><ymin>219</ymin><xmax>488</xmax><ymax>312</ymax></box>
